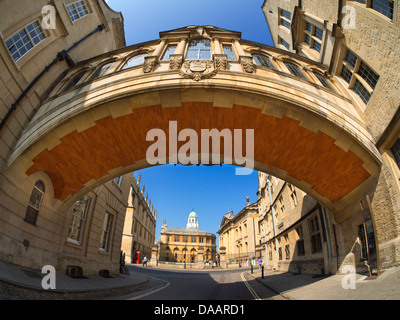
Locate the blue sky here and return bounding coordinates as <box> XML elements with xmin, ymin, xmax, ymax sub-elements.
<box><xmin>106</xmin><ymin>0</ymin><xmax>273</xmax><ymax>46</ymax></box>
<box><xmin>105</xmin><ymin>0</ymin><xmax>272</xmax><ymax>241</ymax></box>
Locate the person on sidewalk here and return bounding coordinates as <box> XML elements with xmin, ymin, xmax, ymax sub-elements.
<box><xmin>143</xmin><ymin>256</ymin><xmax>148</xmax><ymax>267</ymax></box>
<box><xmin>257</xmin><ymin>257</ymin><xmax>262</xmax><ymax>270</ymax></box>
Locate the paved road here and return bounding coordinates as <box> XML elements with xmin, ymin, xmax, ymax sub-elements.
<box><xmin>118</xmin><ymin>265</ymin><xmax>286</xmax><ymax>300</ymax></box>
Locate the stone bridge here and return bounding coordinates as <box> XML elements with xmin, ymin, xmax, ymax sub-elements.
<box><xmin>6</xmin><ymin>26</ymin><xmax>381</xmax><ymax>220</ymax></box>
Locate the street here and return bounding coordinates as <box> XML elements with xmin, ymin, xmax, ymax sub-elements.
<box><xmin>118</xmin><ymin>265</ymin><xmax>286</xmax><ymax>300</ymax></box>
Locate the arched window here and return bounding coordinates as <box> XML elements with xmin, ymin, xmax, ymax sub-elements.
<box><xmin>89</xmin><ymin>61</ymin><xmax>115</xmax><ymax>81</ymax></box>
<box><xmin>122</xmin><ymin>53</ymin><xmax>147</xmax><ymax>70</ymax></box>
<box><xmin>253</xmin><ymin>54</ymin><xmax>276</xmax><ymax>69</ymax></box>
<box><xmin>284</xmin><ymin>62</ymin><xmax>307</xmax><ymax>80</ymax></box>
<box><xmin>313</xmin><ymin>72</ymin><xmax>333</xmax><ymax>90</ymax></box>
<box><xmin>62</xmin><ymin>71</ymin><xmax>86</xmax><ymax>93</ymax></box>
<box><xmin>186</xmin><ymin>39</ymin><xmax>211</xmax><ymax>60</ymax></box>
<box><xmin>24</xmin><ymin>180</ymin><xmax>45</xmax><ymax>225</ymax></box>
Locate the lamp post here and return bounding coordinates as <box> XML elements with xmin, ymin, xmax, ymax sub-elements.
<box><xmin>237</xmin><ymin>240</ymin><xmax>241</xmax><ymax>268</ymax></box>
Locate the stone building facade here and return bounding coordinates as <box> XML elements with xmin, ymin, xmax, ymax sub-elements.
<box><xmin>256</xmin><ymin>173</ymin><xmax>344</xmax><ymax>275</ymax></box>
<box><xmin>0</xmin><ymin>0</ymin><xmax>399</xmax><ymax>279</ymax></box>
<box><xmin>0</xmin><ymin>0</ymin><xmax>127</xmax><ymax>275</ymax></box>
<box><xmin>217</xmin><ymin>200</ymin><xmax>259</xmax><ymax>268</ymax></box>
<box><xmin>121</xmin><ymin>173</ymin><xmax>157</xmax><ymax>264</ymax></box>
<box><xmin>157</xmin><ymin>211</ymin><xmax>216</xmax><ymax>267</ymax></box>
<box><xmin>262</xmin><ymin>0</ymin><xmax>400</xmax><ymax>273</ymax></box>
<box><xmin>61</xmin><ymin>173</ymin><xmax>132</xmax><ymax>276</ymax></box>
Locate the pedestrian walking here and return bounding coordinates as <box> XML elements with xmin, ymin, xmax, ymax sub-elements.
<box><xmin>258</xmin><ymin>257</ymin><xmax>262</xmax><ymax>270</ymax></box>
<box><xmin>143</xmin><ymin>256</ymin><xmax>148</xmax><ymax>267</ymax></box>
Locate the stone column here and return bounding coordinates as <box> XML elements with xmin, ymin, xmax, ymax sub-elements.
<box><xmin>213</xmin><ymin>37</ymin><xmax>227</xmax><ymax>70</ymax></box>
<box><xmin>143</xmin><ymin>38</ymin><xmax>167</xmax><ymax>73</ymax></box>
<box><xmin>235</xmin><ymin>38</ymin><xmax>254</xmax><ymax>73</ymax></box>
<box><xmin>170</xmin><ymin>37</ymin><xmax>186</xmax><ymax>70</ymax></box>
<box><xmin>219</xmin><ymin>246</ymin><xmax>227</xmax><ymax>268</ymax></box>
<box><xmin>198</xmin><ymin>247</ymin><xmax>204</xmax><ymax>269</ymax></box>
<box><xmin>150</xmin><ymin>244</ymin><xmax>159</xmax><ymax>266</ymax></box>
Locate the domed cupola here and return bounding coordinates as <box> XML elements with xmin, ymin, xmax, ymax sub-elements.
<box><xmin>187</xmin><ymin>209</ymin><xmax>199</xmax><ymax>229</ymax></box>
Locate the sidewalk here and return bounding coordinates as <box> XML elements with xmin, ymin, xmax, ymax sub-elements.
<box><xmin>0</xmin><ymin>260</ymin><xmax>151</xmax><ymax>300</ymax></box>
<box><xmin>245</xmin><ymin>267</ymin><xmax>400</xmax><ymax>300</ymax></box>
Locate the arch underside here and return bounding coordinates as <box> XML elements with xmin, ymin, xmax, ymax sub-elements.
<box><xmin>22</xmin><ymin>101</ymin><xmax>376</xmax><ymax>212</ymax></box>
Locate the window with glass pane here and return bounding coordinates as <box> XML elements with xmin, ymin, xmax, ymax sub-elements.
<box><xmin>162</xmin><ymin>45</ymin><xmax>177</xmax><ymax>61</ymax></box>
<box><xmin>314</xmin><ymin>27</ymin><xmax>323</xmax><ymax>40</ymax></box>
<box><xmin>340</xmin><ymin>65</ymin><xmax>352</xmax><ymax>84</ymax></box>
<box><xmin>344</xmin><ymin>49</ymin><xmax>357</xmax><ymax>69</ymax></box>
<box><xmin>353</xmin><ymin>0</ymin><xmax>366</xmax><ymax>3</ymax></box>
<box><xmin>67</xmin><ymin>1</ymin><xmax>89</xmax><ymax>22</ymax></box>
<box><xmin>281</xmin><ymin>18</ymin><xmax>291</xmax><ymax>29</ymax></box>
<box><xmin>6</xmin><ymin>21</ymin><xmax>45</xmax><ymax>62</ymax></box>
<box><xmin>68</xmin><ymin>195</ymin><xmax>90</xmax><ymax>242</ymax></box>
<box><xmin>314</xmin><ymin>72</ymin><xmax>333</xmax><ymax>90</ymax></box>
<box><xmin>223</xmin><ymin>44</ymin><xmax>236</xmax><ymax>61</ymax></box>
<box><xmin>186</xmin><ymin>39</ymin><xmax>211</xmax><ymax>60</ymax></box>
<box><xmin>304</xmin><ymin>34</ymin><xmax>311</xmax><ymax>45</ymax></box>
<box><xmin>89</xmin><ymin>62</ymin><xmax>115</xmax><ymax>81</ymax></box>
<box><xmin>371</xmin><ymin>0</ymin><xmax>393</xmax><ymax>20</ymax></box>
<box><xmin>100</xmin><ymin>212</ymin><xmax>112</xmax><ymax>250</ymax></box>
<box><xmin>357</xmin><ymin>61</ymin><xmax>379</xmax><ymax>89</ymax></box>
<box><xmin>280</xmin><ymin>9</ymin><xmax>291</xmax><ymax>20</ymax></box>
<box><xmin>113</xmin><ymin>176</ymin><xmax>122</xmax><ymax>187</ymax></box>
<box><xmin>122</xmin><ymin>53</ymin><xmax>147</xmax><ymax>69</ymax></box>
<box><xmin>284</xmin><ymin>62</ymin><xmax>306</xmax><ymax>80</ymax></box>
<box><xmin>391</xmin><ymin>139</ymin><xmax>400</xmax><ymax>170</ymax></box>
<box><xmin>312</xmin><ymin>40</ymin><xmax>321</xmax><ymax>53</ymax></box>
<box><xmin>253</xmin><ymin>54</ymin><xmax>276</xmax><ymax>69</ymax></box>
<box><xmin>63</xmin><ymin>71</ymin><xmax>86</xmax><ymax>92</ymax></box>
<box><xmin>353</xmin><ymin>78</ymin><xmax>372</xmax><ymax>104</ymax></box>
<box><xmin>280</xmin><ymin>37</ymin><xmax>290</xmax><ymax>50</ymax></box>
<box><xmin>24</xmin><ymin>181</ymin><xmax>45</xmax><ymax>225</ymax></box>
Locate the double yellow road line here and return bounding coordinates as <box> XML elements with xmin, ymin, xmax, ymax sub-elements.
<box><xmin>241</xmin><ymin>271</ymin><xmax>261</xmax><ymax>300</ymax></box>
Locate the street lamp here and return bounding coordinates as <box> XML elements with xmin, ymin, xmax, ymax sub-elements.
<box><xmin>237</xmin><ymin>240</ymin><xmax>241</xmax><ymax>268</ymax></box>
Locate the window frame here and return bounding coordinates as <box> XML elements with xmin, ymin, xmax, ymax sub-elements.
<box><xmin>309</xmin><ymin>216</ymin><xmax>322</xmax><ymax>253</ymax></box>
<box><xmin>350</xmin><ymin>0</ymin><xmax>394</xmax><ymax>21</ymax></box>
<box><xmin>338</xmin><ymin>48</ymin><xmax>380</xmax><ymax>106</ymax></box>
<box><xmin>302</xmin><ymin>21</ymin><xmax>323</xmax><ymax>55</ymax></box>
<box><xmin>185</xmin><ymin>39</ymin><xmax>212</xmax><ymax>60</ymax></box>
<box><xmin>24</xmin><ymin>180</ymin><xmax>45</xmax><ymax>226</ymax></box>
<box><xmin>279</xmin><ymin>8</ymin><xmax>292</xmax><ymax>30</ymax></box>
<box><xmin>222</xmin><ymin>44</ymin><xmax>237</xmax><ymax>61</ymax></box>
<box><xmin>66</xmin><ymin>0</ymin><xmax>90</xmax><ymax>23</ymax></box>
<box><xmin>161</xmin><ymin>44</ymin><xmax>177</xmax><ymax>61</ymax></box>
<box><xmin>67</xmin><ymin>195</ymin><xmax>91</xmax><ymax>244</ymax></box>
<box><xmin>121</xmin><ymin>53</ymin><xmax>148</xmax><ymax>70</ymax></box>
<box><xmin>5</xmin><ymin>20</ymin><xmax>46</xmax><ymax>62</ymax></box>
<box><xmin>100</xmin><ymin>211</ymin><xmax>113</xmax><ymax>251</ymax></box>
<box><xmin>252</xmin><ymin>53</ymin><xmax>276</xmax><ymax>69</ymax></box>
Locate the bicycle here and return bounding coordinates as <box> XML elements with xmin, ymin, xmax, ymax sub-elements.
<box><xmin>120</xmin><ymin>251</ymin><xmax>130</xmax><ymax>275</ymax></box>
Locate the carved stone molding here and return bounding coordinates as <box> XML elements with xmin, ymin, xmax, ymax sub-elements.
<box><xmin>179</xmin><ymin>60</ymin><xmax>217</xmax><ymax>81</ymax></box>
<box><xmin>143</xmin><ymin>56</ymin><xmax>158</xmax><ymax>73</ymax></box>
<box><xmin>214</xmin><ymin>54</ymin><xmax>228</xmax><ymax>71</ymax></box>
<box><xmin>239</xmin><ymin>55</ymin><xmax>255</xmax><ymax>73</ymax></box>
<box><xmin>169</xmin><ymin>54</ymin><xmax>183</xmax><ymax>70</ymax></box>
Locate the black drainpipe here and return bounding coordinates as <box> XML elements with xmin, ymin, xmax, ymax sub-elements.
<box><xmin>0</xmin><ymin>24</ymin><xmax>105</xmax><ymax>132</ymax></box>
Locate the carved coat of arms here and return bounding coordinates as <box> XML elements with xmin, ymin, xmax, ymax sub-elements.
<box><xmin>179</xmin><ymin>60</ymin><xmax>218</xmax><ymax>81</ymax></box>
